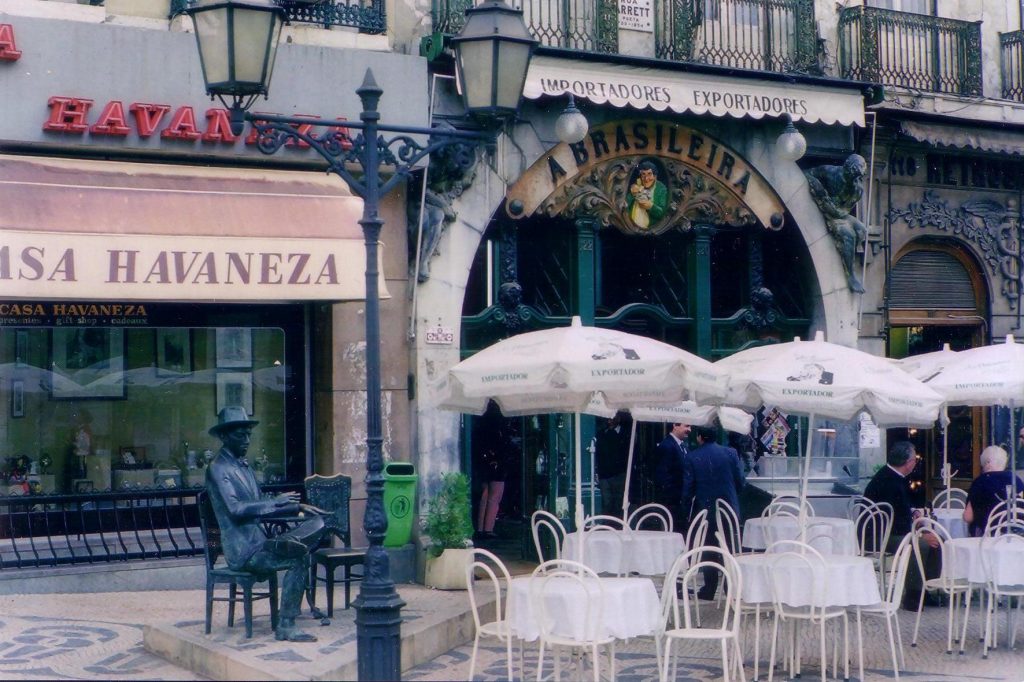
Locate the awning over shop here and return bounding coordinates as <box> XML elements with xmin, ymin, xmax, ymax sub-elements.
<box><xmin>0</xmin><ymin>155</ymin><xmax>380</xmax><ymax>302</ymax></box>
<box><xmin>899</xmin><ymin>120</ymin><xmax>1024</xmax><ymax>156</ymax></box>
<box><xmin>524</xmin><ymin>55</ymin><xmax>866</xmax><ymax>126</ymax></box>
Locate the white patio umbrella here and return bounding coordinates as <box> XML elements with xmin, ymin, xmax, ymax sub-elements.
<box><xmin>429</xmin><ymin>316</ymin><xmax>729</xmax><ymax>556</ymax></box>
<box><xmin>716</xmin><ymin>330</ymin><xmax>944</xmax><ymax>528</ymax></box>
<box><xmin>895</xmin><ymin>344</ymin><xmax>960</xmax><ymax>506</ymax></box>
<box><xmin>919</xmin><ymin>335</ymin><xmax>1024</xmax><ymax>500</ymax></box>
<box><xmin>585</xmin><ymin>394</ymin><xmax>752</xmax><ymax>520</ymax></box>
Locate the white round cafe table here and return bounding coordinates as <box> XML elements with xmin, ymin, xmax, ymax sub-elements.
<box><xmin>931</xmin><ymin>508</ymin><xmax>969</xmax><ymax>539</ymax></box>
<box><xmin>562</xmin><ymin>530</ymin><xmax>684</xmax><ymax>576</ymax></box>
<box><xmin>735</xmin><ymin>553</ymin><xmax>882</xmax><ymax>607</ymax></box>
<box><xmin>507</xmin><ymin>575</ymin><xmax>661</xmax><ymax>642</ymax></box>
<box><xmin>742</xmin><ymin>516</ymin><xmax>859</xmax><ymax>555</ymax></box>
<box><xmin>946</xmin><ymin>536</ymin><xmax>1024</xmax><ymax>586</ymax></box>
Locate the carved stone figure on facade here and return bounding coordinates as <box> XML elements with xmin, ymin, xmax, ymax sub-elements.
<box><xmin>407</xmin><ymin>128</ymin><xmax>477</xmax><ymax>283</ymax></box>
<box><xmin>804</xmin><ymin>154</ymin><xmax>868</xmax><ymax>293</ymax></box>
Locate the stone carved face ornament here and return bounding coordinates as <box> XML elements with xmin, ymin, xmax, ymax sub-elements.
<box><xmin>540</xmin><ymin>154</ymin><xmax>758</xmax><ymax>236</ymax></box>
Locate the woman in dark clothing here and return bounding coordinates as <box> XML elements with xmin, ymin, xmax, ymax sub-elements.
<box><xmin>963</xmin><ymin>445</ymin><xmax>1024</xmax><ymax>536</ymax></box>
<box><xmin>474</xmin><ymin>401</ymin><xmax>513</xmax><ymax>538</ymax></box>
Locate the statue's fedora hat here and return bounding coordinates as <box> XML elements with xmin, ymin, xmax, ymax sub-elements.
<box><xmin>209</xmin><ymin>406</ymin><xmax>259</xmax><ymax>437</ymax></box>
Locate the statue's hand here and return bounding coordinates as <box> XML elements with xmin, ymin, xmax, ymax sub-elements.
<box><xmin>273</xmin><ymin>491</ymin><xmax>300</xmax><ymax>507</ymax></box>
<box><xmin>299</xmin><ymin>503</ymin><xmax>330</xmax><ymax>517</ymax></box>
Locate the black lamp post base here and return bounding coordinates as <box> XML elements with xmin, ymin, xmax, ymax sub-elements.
<box><xmin>353</xmin><ymin>584</ymin><xmax>406</xmax><ymax>681</ymax></box>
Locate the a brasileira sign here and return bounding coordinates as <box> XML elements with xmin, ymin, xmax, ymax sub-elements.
<box><xmin>506</xmin><ymin>120</ymin><xmax>786</xmax><ymax>237</ymax></box>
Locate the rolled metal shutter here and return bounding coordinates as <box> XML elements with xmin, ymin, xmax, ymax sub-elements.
<box><xmin>889</xmin><ymin>250</ymin><xmax>976</xmax><ymax>309</ymax></box>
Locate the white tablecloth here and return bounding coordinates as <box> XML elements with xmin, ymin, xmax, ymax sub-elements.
<box><xmin>946</xmin><ymin>537</ymin><xmax>1024</xmax><ymax>586</ymax></box>
<box><xmin>507</xmin><ymin>575</ymin><xmax>661</xmax><ymax>642</ymax></box>
<box><xmin>562</xmin><ymin>530</ymin><xmax>684</xmax><ymax>575</ymax></box>
<box><xmin>742</xmin><ymin>516</ymin><xmax>859</xmax><ymax>555</ymax></box>
<box><xmin>735</xmin><ymin>553</ymin><xmax>881</xmax><ymax>607</ymax></box>
<box><xmin>931</xmin><ymin>508</ymin><xmax>968</xmax><ymax>540</ymax></box>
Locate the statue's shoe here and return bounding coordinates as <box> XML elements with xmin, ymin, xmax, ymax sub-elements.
<box><xmin>275</xmin><ymin>626</ymin><xmax>317</xmax><ymax>642</ymax></box>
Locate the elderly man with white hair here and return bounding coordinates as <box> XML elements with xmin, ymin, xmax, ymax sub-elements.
<box><xmin>962</xmin><ymin>445</ymin><xmax>1024</xmax><ymax>537</ymax></box>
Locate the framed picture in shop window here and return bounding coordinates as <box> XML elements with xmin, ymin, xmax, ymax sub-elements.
<box><xmin>216</xmin><ymin>328</ymin><xmax>252</xmax><ymax>369</ymax></box>
<box><xmin>10</xmin><ymin>380</ymin><xmax>24</xmax><ymax>418</ymax></box>
<box><xmin>15</xmin><ymin>330</ymin><xmax>29</xmax><ymax>368</ymax></box>
<box><xmin>50</xmin><ymin>328</ymin><xmax>125</xmax><ymax>400</ymax></box>
<box><xmin>216</xmin><ymin>371</ymin><xmax>253</xmax><ymax>416</ymax></box>
<box><xmin>156</xmin><ymin>329</ymin><xmax>192</xmax><ymax>376</ymax></box>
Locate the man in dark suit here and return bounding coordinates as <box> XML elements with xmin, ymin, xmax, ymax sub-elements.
<box><xmin>207</xmin><ymin>406</ymin><xmax>325</xmax><ymax>641</ymax></box>
<box><xmin>681</xmin><ymin>424</ymin><xmax>745</xmax><ymax>600</ymax></box>
<box><xmin>864</xmin><ymin>440</ymin><xmax>940</xmax><ymax>608</ymax></box>
<box><xmin>654</xmin><ymin>422</ymin><xmax>690</xmax><ymax>533</ymax></box>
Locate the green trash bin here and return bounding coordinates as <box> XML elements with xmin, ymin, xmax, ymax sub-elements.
<box><xmin>383</xmin><ymin>462</ymin><xmax>417</xmax><ymax>547</ymax></box>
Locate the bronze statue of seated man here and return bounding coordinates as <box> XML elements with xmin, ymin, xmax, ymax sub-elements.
<box><xmin>206</xmin><ymin>406</ymin><xmax>325</xmax><ymax>642</ymax></box>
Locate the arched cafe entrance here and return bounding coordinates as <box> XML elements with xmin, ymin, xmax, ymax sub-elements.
<box><xmin>460</xmin><ymin>120</ymin><xmax>819</xmax><ymax>557</ymax></box>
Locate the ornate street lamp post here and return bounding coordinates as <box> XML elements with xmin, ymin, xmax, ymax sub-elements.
<box><xmin>182</xmin><ymin>1</ymin><xmax>535</xmax><ymax>679</ymax></box>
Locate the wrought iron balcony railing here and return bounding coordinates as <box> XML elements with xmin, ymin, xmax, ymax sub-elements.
<box><xmin>431</xmin><ymin>0</ymin><xmax>817</xmax><ymax>72</ymax></box>
<box><xmin>839</xmin><ymin>6</ymin><xmax>981</xmax><ymax>97</ymax></box>
<box><xmin>1001</xmin><ymin>30</ymin><xmax>1024</xmax><ymax>101</ymax></box>
<box><xmin>655</xmin><ymin>0</ymin><xmax>819</xmax><ymax>74</ymax></box>
<box><xmin>431</xmin><ymin>0</ymin><xmax>618</xmax><ymax>53</ymax></box>
<box><xmin>170</xmin><ymin>0</ymin><xmax>385</xmax><ymax>35</ymax></box>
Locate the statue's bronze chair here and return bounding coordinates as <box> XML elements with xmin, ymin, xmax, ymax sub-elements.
<box><xmin>197</xmin><ymin>491</ymin><xmax>279</xmax><ymax>638</ymax></box>
<box><xmin>305</xmin><ymin>474</ymin><xmax>367</xmax><ymax>616</ymax></box>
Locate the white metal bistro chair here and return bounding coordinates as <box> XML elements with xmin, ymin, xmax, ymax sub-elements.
<box><xmin>980</xmin><ymin>530</ymin><xmax>1024</xmax><ymax>657</ymax></box>
<box><xmin>530</xmin><ymin>560</ymin><xmax>615</xmax><ymax>682</ymax></box>
<box><xmin>681</xmin><ymin>509</ymin><xmax>710</xmax><ymax>625</ymax></box>
<box><xmin>658</xmin><ymin>546</ymin><xmax>744</xmax><ymax>682</ymax></box>
<box><xmin>909</xmin><ymin>517</ymin><xmax>973</xmax><ymax>654</ymax></box>
<box><xmin>466</xmin><ymin>548</ymin><xmax>522</xmax><ymax>681</ymax></box>
<box><xmin>532</xmin><ymin>510</ymin><xmax>567</xmax><ymax>563</ymax></box>
<box><xmin>856</xmin><ymin>501</ymin><xmax>893</xmax><ymax>593</ymax></box>
<box><xmin>581</xmin><ymin>516</ymin><xmax>627</xmax><ymax>576</ymax></box>
<box><xmin>582</xmin><ymin>514</ymin><xmax>626</xmax><ymax>530</ymax></box>
<box><xmin>860</xmin><ymin>533</ymin><xmax>914</xmax><ymax>679</ymax></box>
<box><xmin>715</xmin><ymin>499</ymin><xmax>745</xmax><ymax>556</ymax></box>
<box><xmin>628</xmin><ymin>503</ymin><xmax>673</xmax><ymax>533</ymax></box>
<box><xmin>766</xmin><ymin>545</ymin><xmax>851</xmax><ymax>682</ymax></box>
<box><xmin>763</xmin><ymin>495</ymin><xmax>814</xmax><ymax>519</ymax></box>
<box><xmin>845</xmin><ymin>495</ymin><xmax>873</xmax><ymax>521</ymax></box>
<box><xmin>932</xmin><ymin>488</ymin><xmax>967</xmax><ymax>510</ymax></box>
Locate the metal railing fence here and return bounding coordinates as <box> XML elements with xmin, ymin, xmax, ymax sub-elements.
<box><xmin>169</xmin><ymin>0</ymin><xmax>385</xmax><ymax>34</ymax></box>
<box><xmin>656</xmin><ymin>0</ymin><xmax>819</xmax><ymax>74</ymax></box>
<box><xmin>0</xmin><ymin>483</ymin><xmax>299</xmax><ymax>569</ymax></box>
<box><xmin>1001</xmin><ymin>30</ymin><xmax>1024</xmax><ymax>101</ymax></box>
<box><xmin>839</xmin><ymin>5</ymin><xmax>982</xmax><ymax>96</ymax></box>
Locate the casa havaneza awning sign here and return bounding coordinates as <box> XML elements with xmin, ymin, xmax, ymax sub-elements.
<box><xmin>0</xmin><ymin>231</ymin><xmax>382</xmax><ymax>302</ymax></box>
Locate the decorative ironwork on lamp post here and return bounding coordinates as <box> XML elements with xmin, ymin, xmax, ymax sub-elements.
<box><xmin>181</xmin><ymin>1</ymin><xmax>535</xmax><ymax>679</ymax></box>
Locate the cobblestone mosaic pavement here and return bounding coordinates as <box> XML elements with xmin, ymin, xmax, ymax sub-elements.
<box><xmin>1</xmin><ymin>587</ymin><xmax>1022</xmax><ymax>680</ymax></box>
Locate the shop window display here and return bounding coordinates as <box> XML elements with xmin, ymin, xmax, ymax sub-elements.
<box><xmin>0</xmin><ymin>325</ymin><xmax>288</xmax><ymax>495</ymax></box>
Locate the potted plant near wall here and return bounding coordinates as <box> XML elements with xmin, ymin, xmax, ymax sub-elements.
<box><xmin>422</xmin><ymin>472</ymin><xmax>474</xmax><ymax>590</ymax></box>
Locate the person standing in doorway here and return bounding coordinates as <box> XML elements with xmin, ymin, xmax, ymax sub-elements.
<box><xmin>596</xmin><ymin>411</ymin><xmax>631</xmax><ymax>516</ymax></box>
<box><xmin>474</xmin><ymin>401</ymin><xmax>513</xmax><ymax>540</ymax></box>
<box><xmin>681</xmin><ymin>424</ymin><xmax>745</xmax><ymax>600</ymax></box>
<box><xmin>654</xmin><ymin>422</ymin><xmax>690</xmax><ymax>534</ymax></box>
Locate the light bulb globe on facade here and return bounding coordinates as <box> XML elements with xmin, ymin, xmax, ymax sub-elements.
<box><xmin>776</xmin><ymin>114</ymin><xmax>807</xmax><ymax>162</ymax></box>
<box><xmin>555</xmin><ymin>94</ymin><xmax>588</xmax><ymax>144</ymax></box>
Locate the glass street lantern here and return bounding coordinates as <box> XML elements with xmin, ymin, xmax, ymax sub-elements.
<box><xmin>450</xmin><ymin>0</ymin><xmax>538</xmax><ymax>120</ymax></box>
<box><xmin>185</xmin><ymin>0</ymin><xmax>286</xmax><ymax>118</ymax></box>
